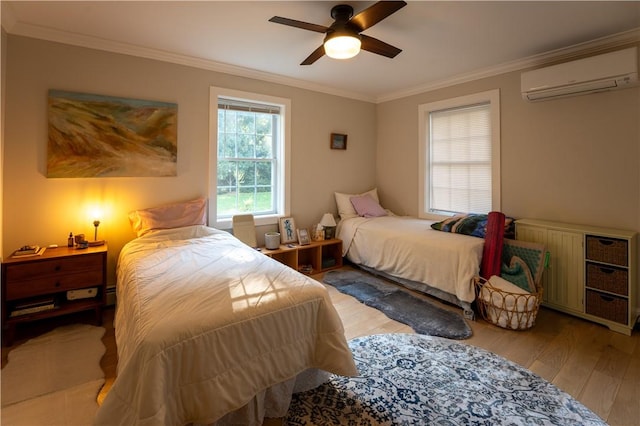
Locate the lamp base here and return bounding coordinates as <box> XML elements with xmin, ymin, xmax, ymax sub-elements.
<box><xmin>88</xmin><ymin>240</ymin><xmax>105</xmax><ymax>247</ymax></box>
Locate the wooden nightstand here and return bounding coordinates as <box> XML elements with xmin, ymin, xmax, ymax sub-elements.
<box><xmin>260</xmin><ymin>238</ymin><xmax>343</xmax><ymax>275</ymax></box>
<box><xmin>1</xmin><ymin>245</ymin><xmax>107</xmax><ymax>345</ymax></box>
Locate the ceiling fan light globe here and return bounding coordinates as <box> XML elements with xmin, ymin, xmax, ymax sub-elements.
<box><xmin>324</xmin><ymin>35</ymin><xmax>361</xmax><ymax>59</ymax></box>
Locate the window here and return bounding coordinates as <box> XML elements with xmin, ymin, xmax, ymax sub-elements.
<box><xmin>209</xmin><ymin>87</ymin><xmax>291</xmax><ymax>228</ymax></box>
<box><xmin>418</xmin><ymin>90</ymin><xmax>500</xmax><ymax>218</ymax></box>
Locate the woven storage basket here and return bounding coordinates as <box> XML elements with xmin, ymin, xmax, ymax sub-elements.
<box><xmin>585</xmin><ymin>235</ymin><xmax>628</xmax><ymax>266</ymax></box>
<box><xmin>474</xmin><ymin>239</ymin><xmax>547</xmax><ymax>331</ymax></box>
<box><xmin>474</xmin><ymin>276</ymin><xmax>542</xmax><ymax>330</ymax></box>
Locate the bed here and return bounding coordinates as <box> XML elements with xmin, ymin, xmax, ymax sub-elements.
<box><xmin>335</xmin><ymin>189</ymin><xmax>487</xmax><ymax>318</ymax></box>
<box><xmin>94</xmin><ymin>199</ymin><xmax>357</xmax><ymax>426</ymax></box>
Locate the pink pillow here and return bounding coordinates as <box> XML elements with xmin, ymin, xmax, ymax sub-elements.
<box><xmin>129</xmin><ymin>198</ymin><xmax>207</xmax><ymax>237</ymax></box>
<box><xmin>350</xmin><ymin>195</ymin><xmax>387</xmax><ymax>218</ymax></box>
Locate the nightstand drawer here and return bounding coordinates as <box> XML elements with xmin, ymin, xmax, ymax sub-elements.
<box><xmin>585</xmin><ymin>262</ymin><xmax>628</xmax><ymax>296</ymax></box>
<box><xmin>585</xmin><ymin>235</ymin><xmax>628</xmax><ymax>266</ymax></box>
<box><xmin>4</xmin><ymin>254</ymin><xmax>103</xmax><ymax>281</ymax></box>
<box><xmin>5</xmin><ymin>270</ymin><xmax>105</xmax><ymax>300</ymax></box>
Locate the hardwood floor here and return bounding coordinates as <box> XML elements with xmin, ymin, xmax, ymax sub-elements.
<box><xmin>324</xmin><ymin>266</ymin><xmax>640</xmax><ymax>426</ymax></box>
<box><xmin>3</xmin><ymin>265</ymin><xmax>639</xmax><ymax>425</ymax></box>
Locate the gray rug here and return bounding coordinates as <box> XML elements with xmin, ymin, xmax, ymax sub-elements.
<box><xmin>323</xmin><ymin>269</ymin><xmax>472</xmax><ymax>339</ymax></box>
<box><xmin>285</xmin><ymin>334</ymin><xmax>606</xmax><ymax>425</ymax></box>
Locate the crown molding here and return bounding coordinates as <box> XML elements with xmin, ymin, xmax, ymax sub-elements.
<box><xmin>4</xmin><ymin>12</ymin><xmax>638</xmax><ymax>105</ymax></box>
<box><xmin>376</xmin><ymin>27</ymin><xmax>640</xmax><ymax>103</ymax></box>
<box><xmin>4</xmin><ymin>19</ymin><xmax>376</xmax><ymax>103</ymax></box>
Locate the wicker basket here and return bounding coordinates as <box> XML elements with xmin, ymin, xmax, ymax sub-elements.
<box><xmin>474</xmin><ymin>238</ymin><xmax>547</xmax><ymax>331</ymax></box>
<box><xmin>585</xmin><ymin>235</ymin><xmax>628</xmax><ymax>267</ymax></box>
<box><xmin>474</xmin><ymin>276</ymin><xmax>543</xmax><ymax>330</ymax></box>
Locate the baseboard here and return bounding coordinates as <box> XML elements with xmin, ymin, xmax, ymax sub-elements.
<box><xmin>106</xmin><ymin>286</ymin><xmax>116</xmax><ymax>306</ymax></box>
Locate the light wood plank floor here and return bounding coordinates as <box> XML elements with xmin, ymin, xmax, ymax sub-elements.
<box><xmin>3</xmin><ymin>265</ymin><xmax>639</xmax><ymax>425</ymax></box>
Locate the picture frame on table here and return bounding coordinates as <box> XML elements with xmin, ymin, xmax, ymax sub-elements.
<box><xmin>279</xmin><ymin>217</ymin><xmax>297</xmax><ymax>244</ymax></box>
<box><xmin>297</xmin><ymin>228</ymin><xmax>311</xmax><ymax>246</ymax></box>
<box><xmin>330</xmin><ymin>133</ymin><xmax>347</xmax><ymax>150</ymax></box>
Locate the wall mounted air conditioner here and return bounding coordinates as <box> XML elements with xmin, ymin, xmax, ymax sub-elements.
<box><xmin>521</xmin><ymin>47</ymin><xmax>638</xmax><ymax>101</ymax></box>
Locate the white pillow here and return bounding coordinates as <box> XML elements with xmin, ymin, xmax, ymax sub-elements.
<box><xmin>335</xmin><ymin>188</ymin><xmax>379</xmax><ymax>220</ymax></box>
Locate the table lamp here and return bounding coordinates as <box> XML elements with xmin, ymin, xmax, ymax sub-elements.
<box><xmin>89</xmin><ymin>218</ymin><xmax>105</xmax><ymax>246</ymax></box>
<box><xmin>320</xmin><ymin>213</ymin><xmax>337</xmax><ymax>240</ymax></box>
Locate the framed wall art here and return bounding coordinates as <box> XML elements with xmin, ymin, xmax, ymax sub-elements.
<box><xmin>330</xmin><ymin>133</ymin><xmax>347</xmax><ymax>150</ymax></box>
<box><xmin>279</xmin><ymin>216</ymin><xmax>297</xmax><ymax>244</ymax></box>
<box><xmin>47</xmin><ymin>90</ymin><xmax>178</xmax><ymax>178</ymax></box>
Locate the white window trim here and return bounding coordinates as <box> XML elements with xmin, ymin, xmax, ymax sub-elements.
<box><xmin>209</xmin><ymin>87</ymin><xmax>291</xmax><ymax>229</ymax></box>
<box><xmin>418</xmin><ymin>89</ymin><xmax>501</xmax><ymax>220</ymax></box>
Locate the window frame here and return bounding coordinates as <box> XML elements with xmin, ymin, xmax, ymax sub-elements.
<box><xmin>418</xmin><ymin>89</ymin><xmax>501</xmax><ymax>220</ymax></box>
<box><xmin>209</xmin><ymin>87</ymin><xmax>291</xmax><ymax>229</ymax></box>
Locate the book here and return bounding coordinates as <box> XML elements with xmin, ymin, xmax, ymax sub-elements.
<box><xmin>10</xmin><ymin>303</ymin><xmax>57</xmax><ymax>317</ymax></box>
<box><xmin>15</xmin><ymin>245</ymin><xmax>40</xmax><ymax>254</ymax></box>
<box><xmin>11</xmin><ymin>246</ymin><xmax>46</xmax><ymax>258</ymax></box>
<box><xmin>10</xmin><ymin>296</ymin><xmax>58</xmax><ymax>317</ymax></box>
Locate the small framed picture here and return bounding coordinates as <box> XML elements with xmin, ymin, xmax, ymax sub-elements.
<box><xmin>297</xmin><ymin>228</ymin><xmax>311</xmax><ymax>246</ymax></box>
<box><xmin>330</xmin><ymin>133</ymin><xmax>347</xmax><ymax>150</ymax></box>
<box><xmin>279</xmin><ymin>217</ymin><xmax>297</xmax><ymax>244</ymax></box>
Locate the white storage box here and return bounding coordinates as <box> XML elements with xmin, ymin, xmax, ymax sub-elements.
<box><xmin>67</xmin><ymin>287</ymin><xmax>98</xmax><ymax>300</ymax></box>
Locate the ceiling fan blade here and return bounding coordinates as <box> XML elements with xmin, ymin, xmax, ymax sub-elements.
<box><xmin>301</xmin><ymin>45</ymin><xmax>326</xmax><ymax>66</ymax></box>
<box><xmin>269</xmin><ymin>16</ymin><xmax>329</xmax><ymax>33</ymax></box>
<box><xmin>360</xmin><ymin>34</ymin><xmax>402</xmax><ymax>58</ymax></box>
<box><xmin>350</xmin><ymin>1</ymin><xmax>407</xmax><ymax>32</ymax></box>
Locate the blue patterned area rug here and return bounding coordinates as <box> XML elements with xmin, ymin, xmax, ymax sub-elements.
<box><xmin>284</xmin><ymin>334</ymin><xmax>605</xmax><ymax>425</ymax></box>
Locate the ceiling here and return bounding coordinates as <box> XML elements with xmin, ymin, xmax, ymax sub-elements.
<box><xmin>2</xmin><ymin>1</ymin><xmax>640</xmax><ymax>102</ymax></box>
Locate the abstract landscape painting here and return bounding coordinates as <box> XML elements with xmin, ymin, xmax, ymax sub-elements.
<box><xmin>47</xmin><ymin>90</ymin><xmax>177</xmax><ymax>178</ymax></box>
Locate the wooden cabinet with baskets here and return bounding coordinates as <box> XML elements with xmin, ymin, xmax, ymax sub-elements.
<box><xmin>516</xmin><ymin>219</ymin><xmax>637</xmax><ymax>335</ymax></box>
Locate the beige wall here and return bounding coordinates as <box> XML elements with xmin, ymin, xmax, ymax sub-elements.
<box><xmin>1</xmin><ymin>29</ymin><xmax>6</xmax><ymax>260</ymax></box>
<box><xmin>2</xmin><ymin>35</ymin><xmax>376</xmax><ymax>285</ymax></box>
<box><xmin>4</xmin><ymin>34</ymin><xmax>640</xmax><ymax>302</ymax></box>
<box><xmin>376</xmin><ymin>43</ymin><xmax>640</xmax><ymax>314</ymax></box>
<box><xmin>377</xmin><ymin>44</ymin><xmax>640</xmax><ymax>232</ymax></box>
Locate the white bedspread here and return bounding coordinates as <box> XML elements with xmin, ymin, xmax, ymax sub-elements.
<box><xmin>338</xmin><ymin>216</ymin><xmax>484</xmax><ymax>305</ymax></box>
<box><xmin>94</xmin><ymin>225</ymin><xmax>356</xmax><ymax>426</ymax></box>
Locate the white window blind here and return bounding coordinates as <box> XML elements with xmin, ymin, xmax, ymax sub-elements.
<box><xmin>429</xmin><ymin>102</ymin><xmax>492</xmax><ymax>215</ymax></box>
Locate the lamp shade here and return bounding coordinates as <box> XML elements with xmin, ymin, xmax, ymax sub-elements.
<box><xmin>320</xmin><ymin>213</ymin><xmax>337</xmax><ymax>227</ymax></box>
<box><xmin>324</xmin><ymin>33</ymin><xmax>361</xmax><ymax>59</ymax></box>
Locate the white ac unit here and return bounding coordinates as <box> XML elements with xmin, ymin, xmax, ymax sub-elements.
<box><xmin>521</xmin><ymin>47</ymin><xmax>638</xmax><ymax>101</ymax></box>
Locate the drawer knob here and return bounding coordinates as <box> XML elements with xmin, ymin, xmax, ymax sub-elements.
<box><xmin>55</xmin><ymin>281</ymin><xmax>61</xmax><ymax>287</ymax></box>
<box><xmin>55</xmin><ymin>265</ymin><xmax>62</xmax><ymax>271</ymax></box>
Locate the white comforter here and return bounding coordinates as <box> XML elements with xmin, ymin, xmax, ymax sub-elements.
<box><xmin>94</xmin><ymin>225</ymin><xmax>356</xmax><ymax>426</ymax></box>
<box><xmin>338</xmin><ymin>216</ymin><xmax>484</xmax><ymax>305</ymax></box>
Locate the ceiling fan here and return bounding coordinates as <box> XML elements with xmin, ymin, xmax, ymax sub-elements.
<box><xmin>269</xmin><ymin>1</ymin><xmax>407</xmax><ymax>65</ymax></box>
